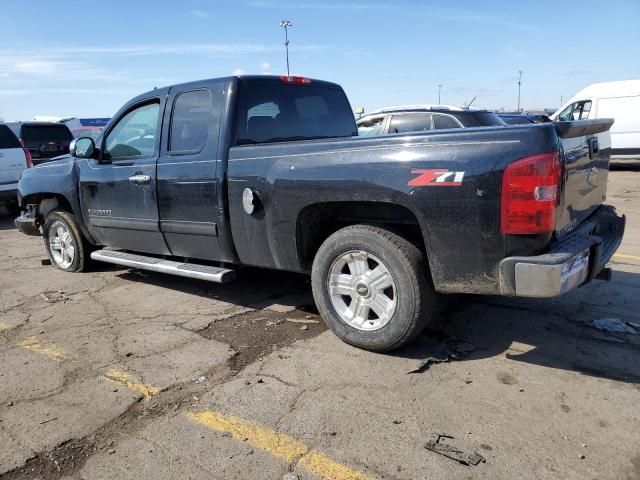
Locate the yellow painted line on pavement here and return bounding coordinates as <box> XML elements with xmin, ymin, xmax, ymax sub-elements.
<box><xmin>103</xmin><ymin>368</ymin><xmax>160</xmax><ymax>399</ymax></box>
<box><xmin>186</xmin><ymin>410</ymin><xmax>375</xmax><ymax>480</ymax></box>
<box><xmin>18</xmin><ymin>336</ymin><xmax>67</xmax><ymax>360</ymax></box>
<box><xmin>613</xmin><ymin>253</ymin><xmax>640</xmax><ymax>261</ymax></box>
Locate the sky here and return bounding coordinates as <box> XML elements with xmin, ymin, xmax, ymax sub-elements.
<box><xmin>1</xmin><ymin>0</ymin><xmax>639</xmax><ymax>120</ymax></box>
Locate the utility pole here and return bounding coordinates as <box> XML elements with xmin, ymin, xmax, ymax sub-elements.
<box><xmin>438</xmin><ymin>84</ymin><xmax>442</xmax><ymax>104</ymax></box>
<box><xmin>280</xmin><ymin>20</ymin><xmax>293</xmax><ymax>76</ymax></box>
<box><xmin>517</xmin><ymin>70</ymin><xmax>523</xmax><ymax>112</ymax></box>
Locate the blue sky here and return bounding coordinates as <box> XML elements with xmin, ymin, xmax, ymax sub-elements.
<box><xmin>1</xmin><ymin>0</ymin><xmax>638</xmax><ymax>120</ymax></box>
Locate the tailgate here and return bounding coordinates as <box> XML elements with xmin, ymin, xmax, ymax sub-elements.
<box><xmin>554</xmin><ymin>119</ymin><xmax>614</xmax><ymax>237</ymax></box>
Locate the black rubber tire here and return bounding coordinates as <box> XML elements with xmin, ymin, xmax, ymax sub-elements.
<box><xmin>4</xmin><ymin>202</ymin><xmax>20</xmax><ymax>217</ymax></box>
<box><xmin>42</xmin><ymin>209</ymin><xmax>91</xmax><ymax>272</ymax></box>
<box><xmin>311</xmin><ymin>225</ymin><xmax>436</xmax><ymax>352</ymax></box>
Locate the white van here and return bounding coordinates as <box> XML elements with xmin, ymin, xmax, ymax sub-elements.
<box><xmin>551</xmin><ymin>79</ymin><xmax>640</xmax><ymax>162</ymax></box>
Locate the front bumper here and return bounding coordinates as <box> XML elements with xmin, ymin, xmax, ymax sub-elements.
<box><xmin>15</xmin><ymin>207</ymin><xmax>41</xmax><ymax>236</ymax></box>
<box><xmin>499</xmin><ymin>205</ymin><xmax>625</xmax><ymax>297</ymax></box>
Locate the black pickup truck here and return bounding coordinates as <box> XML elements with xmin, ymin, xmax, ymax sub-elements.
<box><xmin>15</xmin><ymin>75</ymin><xmax>625</xmax><ymax>351</ymax></box>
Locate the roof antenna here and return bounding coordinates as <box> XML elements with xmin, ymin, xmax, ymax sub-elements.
<box><xmin>466</xmin><ymin>96</ymin><xmax>477</xmax><ymax>108</ymax></box>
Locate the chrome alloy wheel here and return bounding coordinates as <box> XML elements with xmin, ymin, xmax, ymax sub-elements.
<box><xmin>48</xmin><ymin>221</ymin><xmax>75</xmax><ymax>269</ymax></box>
<box><xmin>327</xmin><ymin>250</ymin><xmax>397</xmax><ymax>331</ymax></box>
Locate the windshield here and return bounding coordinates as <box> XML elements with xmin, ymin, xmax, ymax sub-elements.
<box><xmin>236</xmin><ymin>80</ymin><xmax>357</xmax><ymax>145</ymax></box>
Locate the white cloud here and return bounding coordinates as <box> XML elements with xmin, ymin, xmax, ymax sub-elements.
<box><xmin>190</xmin><ymin>9</ymin><xmax>210</xmax><ymax>18</ymax></box>
<box><xmin>260</xmin><ymin>62</ymin><xmax>271</xmax><ymax>70</ymax></box>
<box><xmin>233</xmin><ymin>68</ymin><xmax>246</xmax><ymax>75</ymax></box>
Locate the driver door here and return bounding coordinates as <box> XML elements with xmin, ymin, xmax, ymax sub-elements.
<box><xmin>79</xmin><ymin>94</ymin><xmax>170</xmax><ymax>255</ymax></box>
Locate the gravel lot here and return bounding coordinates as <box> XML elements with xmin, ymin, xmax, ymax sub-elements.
<box><xmin>1</xmin><ymin>170</ymin><xmax>639</xmax><ymax>480</ymax></box>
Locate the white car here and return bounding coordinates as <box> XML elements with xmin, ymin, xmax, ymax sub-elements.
<box><xmin>551</xmin><ymin>79</ymin><xmax>640</xmax><ymax>162</ymax></box>
<box><xmin>0</xmin><ymin>124</ymin><xmax>31</xmax><ymax>216</ymax></box>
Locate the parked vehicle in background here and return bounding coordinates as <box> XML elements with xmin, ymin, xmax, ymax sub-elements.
<box><xmin>551</xmin><ymin>79</ymin><xmax>640</xmax><ymax>163</ymax></box>
<box><xmin>15</xmin><ymin>75</ymin><xmax>624</xmax><ymax>352</ymax></box>
<box><xmin>63</xmin><ymin>118</ymin><xmax>111</xmax><ymax>139</ymax></box>
<box><xmin>0</xmin><ymin>124</ymin><xmax>31</xmax><ymax>216</ymax></box>
<box><xmin>357</xmin><ymin>105</ymin><xmax>506</xmax><ymax>136</ymax></box>
<box><xmin>499</xmin><ymin>113</ymin><xmax>549</xmax><ymax>125</ymax></box>
<box><xmin>5</xmin><ymin>122</ymin><xmax>74</xmax><ymax>165</ymax></box>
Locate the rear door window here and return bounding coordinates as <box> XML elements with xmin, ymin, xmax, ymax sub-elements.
<box><xmin>169</xmin><ymin>90</ymin><xmax>212</xmax><ymax>154</ymax></box>
<box><xmin>0</xmin><ymin>125</ymin><xmax>21</xmax><ymax>149</ymax></box>
<box><xmin>433</xmin><ymin>114</ymin><xmax>462</xmax><ymax>130</ymax></box>
<box><xmin>237</xmin><ymin>80</ymin><xmax>357</xmax><ymax>145</ymax></box>
<box><xmin>388</xmin><ymin>114</ymin><xmax>432</xmax><ymax>134</ymax></box>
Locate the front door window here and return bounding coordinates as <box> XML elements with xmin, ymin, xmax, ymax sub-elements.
<box><xmin>104</xmin><ymin>102</ymin><xmax>160</xmax><ymax>160</ymax></box>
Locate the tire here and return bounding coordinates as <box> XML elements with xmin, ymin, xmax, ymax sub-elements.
<box><xmin>311</xmin><ymin>225</ymin><xmax>436</xmax><ymax>352</ymax></box>
<box><xmin>43</xmin><ymin>209</ymin><xmax>91</xmax><ymax>272</ymax></box>
<box><xmin>4</xmin><ymin>202</ymin><xmax>20</xmax><ymax>217</ymax></box>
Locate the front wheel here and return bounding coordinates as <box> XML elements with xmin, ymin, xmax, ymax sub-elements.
<box><xmin>311</xmin><ymin>225</ymin><xmax>436</xmax><ymax>352</ymax></box>
<box><xmin>43</xmin><ymin>210</ymin><xmax>91</xmax><ymax>272</ymax></box>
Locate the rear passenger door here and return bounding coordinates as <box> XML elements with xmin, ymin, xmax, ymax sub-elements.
<box><xmin>156</xmin><ymin>81</ymin><xmax>230</xmax><ymax>262</ymax></box>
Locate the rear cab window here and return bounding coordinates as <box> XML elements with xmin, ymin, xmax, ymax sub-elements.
<box><xmin>236</xmin><ymin>78</ymin><xmax>357</xmax><ymax>145</ymax></box>
<box><xmin>0</xmin><ymin>125</ymin><xmax>21</xmax><ymax>149</ymax></box>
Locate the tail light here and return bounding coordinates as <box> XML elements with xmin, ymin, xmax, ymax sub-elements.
<box><xmin>501</xmin><ymin>152</ymin><xmax>561</xmax><ymax>235</ymax></box>
<box><xmin>280</xmin><ymin>75</ymin><xmax>312</xmax><ymax>85</ymax></box>
<box><xmin>23</xmin><ymin>147</ymin><xmax>33</xmax><ymax>168</ymax></box>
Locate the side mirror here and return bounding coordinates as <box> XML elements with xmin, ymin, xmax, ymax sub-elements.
<box><xmin>70</xmin><ymin>137</ymin><xmax>95</xmax><ymax>158</ymax></box>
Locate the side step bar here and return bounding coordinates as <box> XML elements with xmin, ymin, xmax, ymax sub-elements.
<box><xmin>90</xmin><ymin>250</ymin><xmax>236</xmax><ymax>283</ymax></box>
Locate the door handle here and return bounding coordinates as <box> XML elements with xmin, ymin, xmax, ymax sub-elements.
<box><xmin>588</xmin><ymin>137</ymin><xmax>599</xmax><ymax>159</ymax></box>
<box><xmin>128</xmin><ymin>174</ymin><xmax>151</xmax><ymax>184</ymax></box>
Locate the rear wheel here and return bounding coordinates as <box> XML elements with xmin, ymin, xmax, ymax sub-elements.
<box><xmin>311</xmin><ymin>225</ymin><xmax>436</xmax><ymax>352</ymax></box>
<box><xmin>43</xmin><ymin>210</ymin><xmax>91</xmax><ymax>272</ymax></box>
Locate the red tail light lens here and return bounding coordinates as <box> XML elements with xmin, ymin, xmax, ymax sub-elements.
<box><xmin>23</xmin><ymin>147</ymin><xmax>33</xmax><ymax>168</ymax></box>
<box><xmin>279</xmin><ymin>75</ymin><xmax>312</xmax><ymax>85</ymax></box>
<box><xmin>501</xmin><ymin>152</ymin><xmax>560</xmax><ymax>235</ymax></box>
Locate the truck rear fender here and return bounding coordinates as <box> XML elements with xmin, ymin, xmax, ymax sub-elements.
<box><xmin>295</xmin><ymin>200</ymin><xmax>434</xmax><ymax>281</ymax></box>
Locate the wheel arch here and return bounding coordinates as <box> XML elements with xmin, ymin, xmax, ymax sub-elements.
<box><xmin>295</xmin><ymin>201</ymin><xmax>434</xmax><ymax>283</ymax></box>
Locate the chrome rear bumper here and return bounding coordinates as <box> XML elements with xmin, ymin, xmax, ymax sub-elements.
<box><xmin>499</xmin><ymin>205</ymin><xmax>625</xmax><ymax>297</ymax></box>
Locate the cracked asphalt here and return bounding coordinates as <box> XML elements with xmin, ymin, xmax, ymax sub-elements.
<box><xmin>1</xmin><ymin>169</ymin><xmax>639</xmax><ymax>480</ymax></box>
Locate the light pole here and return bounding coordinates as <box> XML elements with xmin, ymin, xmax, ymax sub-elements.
<box><xmin>280</xmin><ymin>20</ymin><xmax>293</xmax><ymax>77</ymax></box>
<box><xmin>438</xmin><ymin>84</ymin><xmax>442</xmax><ymax>104</ymax></box>
<box><xmin>517</xmin><ymin>70</ymin><xmax>523</xmax><ymax>112</ymax></box>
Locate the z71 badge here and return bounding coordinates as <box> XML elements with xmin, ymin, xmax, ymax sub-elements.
<box><xmin>408</xmin><ymin>169</ymin><xmax>465</xmax><ymax>187</ymax></box>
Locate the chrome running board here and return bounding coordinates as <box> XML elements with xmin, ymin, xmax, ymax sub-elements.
<box><xmin>90</xmin><ymin>250</ymin><xmax>236</xmax><ymax>283</ymax></box>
